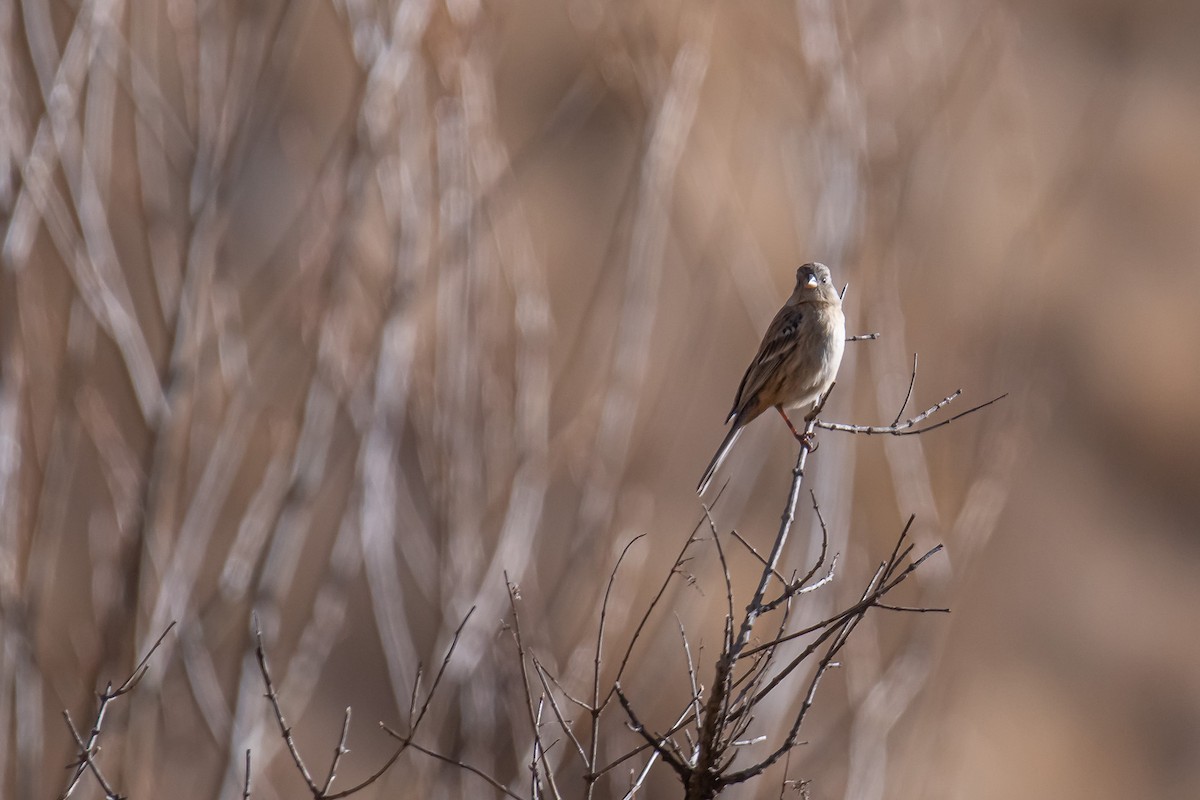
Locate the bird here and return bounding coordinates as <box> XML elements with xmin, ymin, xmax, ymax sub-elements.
<box><xmin>697</xmin><ymin>262</ymin><xmax>845</xmax><ymax>496</ymax></box>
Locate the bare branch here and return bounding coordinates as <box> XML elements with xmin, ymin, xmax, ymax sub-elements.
<box><xmin>323</xmin><ymin>608</ymin><xmax>477</xmax><ymax>799</ymax></box>
<box><xmin>891</xmin><ymin>354</ymin><xmax>920</xmax><ymax>425</ymax></box>
<box><xmin>817</xmin><ymin>391</ymin><xmax>1007</xmax><ymax>436</ymax></box>
<box><xmin>120</xmin><ymin>622</ymin><xmax>179</xmax><ymax>696</ymax></box>
<box><xmin>505</xmin><ymin>578</ymin><xmax>563</xmax><ymax>800</ymax></box>
<box><xmin>595</xmin><ymin>704</ymin><xmax>696</xmax><ymax>781</ymax></box>
<box><xmin>408</xmin><ymin>608</ymin><xmax>477</xmax><ymax>736</ymax></box>
<box><xmin>760</xmin><ymin>491</ymin><xmax>836</xmax><ymax>613</ymax></box>
<box><xmin>725</xmin><ymin>550</ymin><xmax>897</xmax><ymax>784</ymax></box>
<box><xmin>586</xmin><ymin>532</ymin><xmax>648</xmax><ymax>792</ymax></box>
<box><xmin>318</xmin><ymin>708</ymin><xmax>352</xmax><ymax>796</ymax></box>
<box><xmin>740</xmin><ymin>544</ymin><xmax>935</xmax><ymax>662</ymax></box>
<box><xmin>254</xmin><ymin>617</ymin><xmax>320</xmax><ymax>796</ymax></box>
<box><xmin>709</xmin><ymin>520</ymin><xmax>736</xmax><ymax>658</ymax></box>
<box><xmin>609</xmin><ymin>520</ymin><xmax>703</xmax><ymax>699</ymax></box>
<box><xmin>675</xmin><ymin>617</ymin><xmax>704</xmax><ymax>746</ymax></box>
<box><xmin>59</xmin><ymin>621</ymin><xmax>176</xmax><ymax>800</ymax></box>
<box><xmin>255</xmin><ymin>605</ymin><xmax>476</xmax><ymax>799</ymax></box>
<box><xmin>382</xmin><ymin>725</ymin><xmax>527</xmax><ymax>800</ymax></box>
<box><xmin>531</xmin><ymin>659</ymin><xmax>589</xmax><ymax>765</ymax></box>
<box><xmin>874</xmin><ymin>604</ymin><xmax>950</xmax><ymax>614</ymax></box>
<box><xmin>61</xmin><ymin>711</ymin><xmax>119</xmax><ymax>800</ymax></box>
<box><xmin>613</xmin><ymin>684</ymin><xmax>690</xmax><ymax>779</ymax></box>
<box><xmin>532</xmin><ymin>655</ymin><xmax>591</xmax><ymax>712</ymax></box>
<box><xmin>727</xmin><ymin>528</ymin><xmax>789</xmax><ymax>587</ymax></box>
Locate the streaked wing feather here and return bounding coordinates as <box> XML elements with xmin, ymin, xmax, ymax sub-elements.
<box><xmin>727</xmin><ymin>305</ymin><xmax>804</xmax><ymax>419</ymax></box>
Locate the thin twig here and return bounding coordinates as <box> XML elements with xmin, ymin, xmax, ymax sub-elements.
<box><xmin>892</xmin><ymin>354</ymin><xmax>919</xmax><ymax>425</ymax></box>
<box><xmin>531</xmin><ymin>658</ymin><xmax>589</xmax><ymax>764</ymax></box>
<box><xmin>817</xmin><ymin>392</ymin><xmax>1006</xmax><ymax>436</ymax></box>
<box><xmin>318</xmin><ymin>707</ymin><xmax>352</xmax><ymax>796</ymax></box>
<box><xmin>609</xmin><ymin>519</ymin><xmax>702</xmax><ymax>700</ymax></box>
<box><xmin>740</xmin><ymin>539</ymin><xmax>938</xmax><ymax>662</ymax></box>
<box><xmin>795</xmin><ymin>555</ymin><xmax>838</xmax><ymax>596</ymax></box>
<box><xmin>759</xmin><ymin>491</ymin><xmax>836</xmax><ymax>613</ymax></box>
<box><xmin>255</xmin><ymin>616</ymin><xmax>321</xmax><ymax>796</ymax></box>
<box><xmin>532</xmin><ymin>655</ymin><xmax>591</xmax><ymax>712</ymax></box>
<box><xmin>589</xmin><ymin>707</ymin><xmax>699</xmax><ymax>779</ymax></box>
<box><xmin>531</xmin><ymin>697</ymin><xmax>547</xmax><ymax>800</ymax></box>
<box><xmin>800</xmin><ymin>490</ymin><xmax>830</xmax><ymax>590</ymax></box>
<box><xmin>59</xmin><ymin>621</ymin><xmax>177</xmax><ymax>800</ymax></box>
<box><xmin>874</xmin><ymin>603</ymin><xmax>950</xmax><ymax>614</ymax></box>
<box><xmin>317</xmin><ymin>609</ymin><xmax>476</xmax><ymax>799</ymax></box>
<box><xmin>254</xmin><ymin>607</ymin><xmax>475</xmax><ymax>799</ymax></box>
<box><xmin>588</xmin><ymin>533</ymin><xmax>646</xmax><ymax>796</ymax></box>
<box><xmin>740</xmin><ymin>541</ymin><xmax>943</xmax><ymax>719</ymax></box>
<box><xmin>62</xmin><ymin>711</ymin><xmax>119</xmax><ymax>800</ymax></box>
<box><xmin>709</xmin><ymin>521</ymin><xmax>736</xmax><ymax>658</ymax></box>
<box><xmin>727</xmin><ymin>592</ymin><xmax>799</xmax><ymax>727</ymax></box>
<box><xmin>613</xmin><ymin>684</ymin><xmax>689</xmax><ymax>779</ymax></box>
<box><xmin>729</xmin><ymin>410</ymin><xmax>820</xmax><ymax>657</ymax></box>
<box><xmin>727</xmin><ymin>527</ymin><xmax>789</xmax><ymax>587</ymax></box>
<box><xmin>409</xmin><ymin>608</ymin><xmax>477</xmax><ymax>736</ymax></box>
<box><xmin>675</xmin><ymin>617</ymin><xmax>704</xmax><ymax>750</ymax></box>
<box><xmin>382</xmin><ymin>725</ymin><xmax>527</xmax><ymax>800</ymax></box>
<box><xmin>407</xmin><ymin>664</ymin><xmax>424</xmax><ymax>733</ymax></box>
<box><xmin>506</xmin><ymin>577</ymin><xmax>564</xmax><ymax>800</ymax></box>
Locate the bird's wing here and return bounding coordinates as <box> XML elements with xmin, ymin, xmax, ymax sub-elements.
<box><xmin>726</xmin><ymin>304</ymin><xmax>804</xmax><ymax>422</ymax></box>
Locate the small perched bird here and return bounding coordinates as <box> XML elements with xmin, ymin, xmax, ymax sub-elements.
<box><xmin>697</xmin><ymin>262</ymin><xmax>845</xmax><ymax>496</ymax></box>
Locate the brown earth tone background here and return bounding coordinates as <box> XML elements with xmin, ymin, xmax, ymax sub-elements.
<box><xmin>2</xmin><ymin>1</ymin><xmax>1198</xmax><ymax>798</ymax></box>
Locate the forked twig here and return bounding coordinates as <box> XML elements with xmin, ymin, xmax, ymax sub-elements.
<box><xmin>62</xmin><ymin>711</ymin><xmax>119</xmax><ymax>800</ymax></box>
<box><xmin>60</xmin><ymin>621</ymin><xmax>177</xmax><ymax>800</ymax></box>
<box><xmin>613</xmin><ymin>684</ymin><xmax>689</xmax><ymax>779</ymax></box>
<box><xmin>818</xmin><ymin>391</ymin><xmax>1007</xmax><ymax>436</ymax></box>
<box><xmin>254</xmin><ymin>608</ymin><xmax>475</xmax><ymax>799</ymax></box>
<box><xmin>759</xmin><ymin>491</ymin><xmax>836</xmax><ymax>613</ymax></box>
<box><xmin>531</xmin><ymin>658</ymin><xmax>589</xmax><ymax>764</ymax></box>
<box><xmin>319</xmin><ymin>708</ymin><xmax>352</xmax><ymax>796</ymax></box>
<box><xmin>505</xmin><ymin>577</ymin><xmax>565</xmax><ymax>800</ymax></box>
<box><xmin>381</xmin><ymin>726</ymin><xmax>527</xmax><ymax>800</ymax></box>
<box><xmin>255</xmin><ymin>617</ymin><xmax>321</xmax><ymax>796</ymax></box>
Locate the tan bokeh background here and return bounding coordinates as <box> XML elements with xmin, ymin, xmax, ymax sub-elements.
<box><xmin>2</xmin><ymin>1</ymin><xmax>1198</xmax><ymax>798</ymax></box>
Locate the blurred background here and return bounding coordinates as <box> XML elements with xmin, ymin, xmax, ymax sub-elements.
<box><xmin>2</xmin><ymin>0</ymin><xmax>1199</xmax><ymax>798</ymax></box>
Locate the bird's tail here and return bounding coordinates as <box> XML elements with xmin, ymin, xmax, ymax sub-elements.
<box><xmin>697</xmin><ymin>421</ymin><xmax>744</xmax><ymax>496</ymax></box>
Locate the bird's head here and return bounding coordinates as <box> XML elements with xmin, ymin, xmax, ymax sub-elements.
<box><xmin>793</xmin><ymin>262</ymin><xmax>840</xmax><ymax>303</ymax></box>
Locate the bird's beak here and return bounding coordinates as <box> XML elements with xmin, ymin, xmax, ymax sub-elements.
<box><xmin>804</xmin><ymin>274</ymin><xmax>819</xmax><ymax>289</ymax></box>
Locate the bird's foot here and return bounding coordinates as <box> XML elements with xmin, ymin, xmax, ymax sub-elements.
<box><xmin>777</xmin><ymin>406</ymin><xmax>818</xmax><ymax>451</ymax></box>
